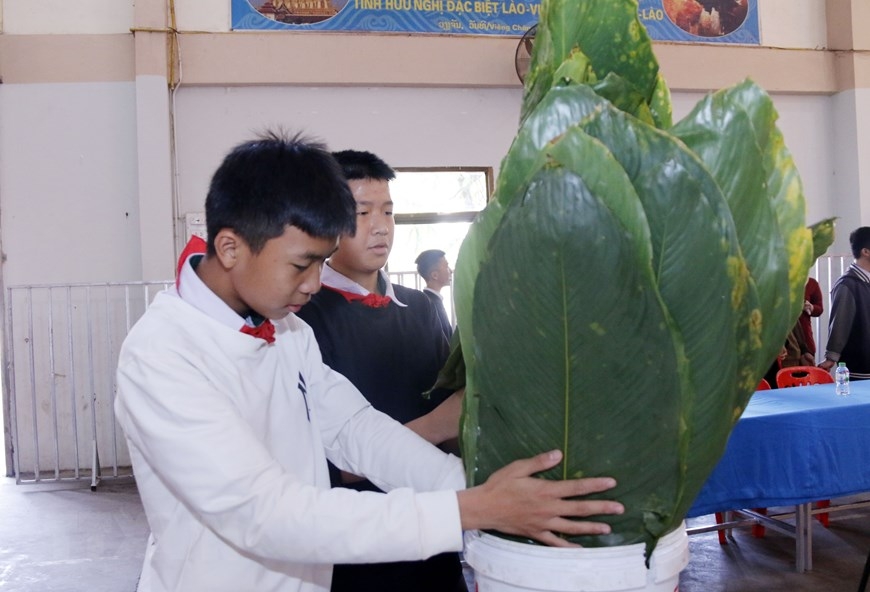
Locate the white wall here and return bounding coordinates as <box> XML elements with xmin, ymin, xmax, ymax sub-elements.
<box><xmin>171</xmin><ymin>86</ymin><xmax>839</xmax><ymax>260</ymax></box>
<box><xmin>174</xmin><ymin>87</ymin><xmax>835</xmax><ymax>249</ymax></box>
<box><xmin>2</xmin><ymin>0</ymin><xmax>134</xmax><ymax>33</ymax></box>
<box><xmin>759</xmin><ymin>0</ymin><xmax>827</xmax><ymax>48</ymax></box>
<box><xmin>172</xmin><ymin>86</ymin><xmax>523</xmax><ymax>221</ymax></box>
<box><xmin>0</xmin><ymin>84</ymin><xmax>839</xmax><ymax>286</ymax></box>
<box><xmin>0</xmin><ymin>82</ymin><xmax>143</xmax><ymax>286</ymax></box>
<box><xmin>773</xmin><ymin>94</ymin><xmax>837</xmax><ymax>235</ymax></box>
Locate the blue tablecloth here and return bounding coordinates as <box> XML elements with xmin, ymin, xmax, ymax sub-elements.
<box><xmin>687</xmin><ymin>380</ymin><xmax>870</xmax><ymax>517</ymax></box>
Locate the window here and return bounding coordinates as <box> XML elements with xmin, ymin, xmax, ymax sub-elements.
<box><xmin>387</xmin><ymin>167</ymin><xmax>492</xmax><ymax>321</ymax></box>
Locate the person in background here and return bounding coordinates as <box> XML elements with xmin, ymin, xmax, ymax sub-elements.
<box><xmin>114</xmin><ymin>132</ymin><xmax>624</xmax><ymax>592</ymax></box>
<box><xmin>763</xmin><ymin>277</ymin><xmax>824</xmax><ymax>388</ymax></box>
<box><xmin>297</xmin><ymin>150</ymin><xmax>466</xmax><ymax>591</ymax></box>
<box><xmin>799</xmin><ymin>277</ymin><xmax>824</xmax><ymax>362</ymax></box>
<box><xmin>415</xmin><ymin>248</ymin><xmax>454</xmax><ymax>339</ymax></box>
<box><xmin>820</xmin><ymin>226</ymin><xmax>870</xmax><ymax>380</ymax></box>
<box><xmin>763</xmin><ymin>325</ymin><xmax>811</xmax><ymax>388</ymax></box>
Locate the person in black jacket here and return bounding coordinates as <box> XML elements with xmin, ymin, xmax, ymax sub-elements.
<box><xmin>415</xmin><ymin>248</ymin><xmax>454</xmax><ymax>340</ymax></box>
<box><xmin>820</xmin><ymin>226</ymin><xmax>870</xmax><ymax>380</ymax></box>
<box><xmin>297</xmin><ymin>149</ymin><xmax>467</xmax><ymax>592</ymax></box>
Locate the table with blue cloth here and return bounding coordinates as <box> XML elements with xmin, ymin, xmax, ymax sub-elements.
<box><xmin>686</xmin><ymin>380</ymin><xmax>870</xmax><ymax>572</ymax></box>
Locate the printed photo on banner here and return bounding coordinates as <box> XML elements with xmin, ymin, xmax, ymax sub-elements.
<box><xmin>232</xmin><ymin>0</ymin><xmax>759</xmax><ymax>45</ymax></box>
<box><xmin>641</xmin><ymin>0</ymin><xmax>758</xmax><ymax>44</ymax></box>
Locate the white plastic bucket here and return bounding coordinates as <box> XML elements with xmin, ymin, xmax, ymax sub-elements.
<box><xmin>463</xmin><ymin>522</ymin><xmax>689</xmax><ymax>592</ymax></box>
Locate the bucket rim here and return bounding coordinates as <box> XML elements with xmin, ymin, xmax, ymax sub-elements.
<box><xmin>465</xmin><ymin>521</ymin><xmax>687</xmax><ymax>557</ymax></box>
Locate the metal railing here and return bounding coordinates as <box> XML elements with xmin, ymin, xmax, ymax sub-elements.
<box><xmin>1</xmin><ymin>257</ymin><xmax>849</xmax><ymax>484</ymax></box>
<box><xmin>5</xmin><ymin>281</ymin><xmax>172</xmax><ymax>485</ymax></box>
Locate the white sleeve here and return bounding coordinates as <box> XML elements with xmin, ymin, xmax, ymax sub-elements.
<box><xmin>115</xmin><ymin>341</ymin><xmax>463</xmax><ymax>565</ymax></box>
<box><xmin>325</xmin><ymin>404</ymin><xmax>466</xmax><ymax>493</ymax></box>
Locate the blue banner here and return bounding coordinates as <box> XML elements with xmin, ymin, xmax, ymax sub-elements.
<box><xmin>232</xmin><ymin>0</ymin><xmax>759</xmax><ymax>45</ymax></box>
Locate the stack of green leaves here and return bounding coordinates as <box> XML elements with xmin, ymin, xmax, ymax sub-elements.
<box><xmin>447</xmin><ymin>0</ymin><xmax>836</xmax><ymax>556</ymax></box>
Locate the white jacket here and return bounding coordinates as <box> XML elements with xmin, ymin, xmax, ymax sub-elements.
<box><xmin>115</xmin><ymin>289</ymin><xmax>464</xmax><ymax>592</ymax></box>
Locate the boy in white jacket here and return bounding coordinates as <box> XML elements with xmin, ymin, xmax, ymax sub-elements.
<box><xmin>114</xmin><ymin>131</ymin><xmax>624</xmax><ymax>592</ymax></box>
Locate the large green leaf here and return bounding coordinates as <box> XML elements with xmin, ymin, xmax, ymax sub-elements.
<box><xmin>453</xmin><ymin>85</ymin><xmax>609</xmax><ymax>437</ymax></box>
<box><xmin>473</xmin><ymin>160</ymin><xmax>685</xmax><ymax>548</ymax></box>
<box><xmin>671</xmin><ymin>81</ymin><xmax>814</xmax><ymax>377</ymax></box>
<box><xmin>465</xmin><ymin>93</ymin><xmax>767</xmax><ymax>552</ymax></box>
<box><xmin>570</xmin><ymin>102</ymin><xmax>760</xmax><ymax>524</ymax></box>
<box><xmin>448</xmin><ymin>0</ymin><xmax>832</xmax><ymax>559</ymax></box>
<box><xmin>649</xmin><ymin>73</ymin><xmax>674</xmax><ymax>129</ymax></box>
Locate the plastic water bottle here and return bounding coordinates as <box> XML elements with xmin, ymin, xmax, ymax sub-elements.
<box><xmin>835</xmin><ymin>362</ymin><xmax>850</xmax><ymax>396</ymax></box>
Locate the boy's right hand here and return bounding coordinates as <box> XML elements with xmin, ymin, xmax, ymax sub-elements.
<box><xmin>456</xmin><ymin>450</ymin><xmax>623</xmax><ymax>548</ymax></box>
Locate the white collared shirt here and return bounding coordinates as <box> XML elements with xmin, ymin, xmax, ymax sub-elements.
<box><xmin>321</xmin><ymin>264</ymin><xmax>408</xmax><ymax>307</ymax></box>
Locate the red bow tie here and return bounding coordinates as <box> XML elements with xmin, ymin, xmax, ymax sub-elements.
<box><xmin>240</xmin><ymin>321</ymin><xmax>276</xmax><ymax>344</ymax></box>
<box><xmin>326</xmin><ymin>286</ymin><xmax>392</xmax><ymax>308</ymax></box>
<box><xmin>176</xmin><ymin>236</ymin><xmax>276</xmax><ymax>344</ymax></box>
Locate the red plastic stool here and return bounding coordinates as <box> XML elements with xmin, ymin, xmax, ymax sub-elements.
<box><xmin>816</xmin><ymin>499</ymin><xmax>830</xmax><ymax>527</ymax></box>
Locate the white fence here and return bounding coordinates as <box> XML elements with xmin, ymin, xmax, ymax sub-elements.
<box><xmin>1</xmin><ymin>257</ymin><xmax>849</xmax><ymax>484</ymax></box>
<box><xmin>5</xmin><ymin>281</ymin><xmax>172</xmax><ymax>484</ymax></box>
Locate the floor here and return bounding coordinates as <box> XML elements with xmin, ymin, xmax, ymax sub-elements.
<box><xmin>1</xmin><ymin>476</ymin><xmax>868</xmax><ymax>592</ymax></box>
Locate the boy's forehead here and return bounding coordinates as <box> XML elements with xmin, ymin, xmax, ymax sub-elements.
<box><xmin>348</xmin><ymin>178</ymin><xmax>392</xmax><ymax>202</ymax></box>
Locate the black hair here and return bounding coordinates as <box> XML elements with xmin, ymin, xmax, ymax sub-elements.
<box><xmin>849</xmin><ymin>227</ymin><xmax>870</xmax><ymax>259</ymax></box>
<box><xmin>415</xmin><ymin>249</ymin><xmax>446</xmax><ymax>279</ymax></box>
<box><xmin>332</xmin><ymin>149</ymin><xmax>396</xmax><ymax>182</ymax></box>
<box><xmin>205</xmin><ymin>130</ymin><xmax>357</xmax><ymax>255</ymax></box>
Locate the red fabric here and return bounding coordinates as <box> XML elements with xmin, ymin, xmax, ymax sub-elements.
<box><xmin>176</xmin><ymin>235</ymin><xmax>208</xmax><ymax>288</ymax></box>
<box><xmin>176</xmin><ymin>235</ymin><xmax>275</xmax><ymax>344</ymax></box>
<box><xmin>240</xmin><ymin>321</ymin><xmax>276</xmax><ymax>344</ymax></box>
<box><xmin>323</xmin><ymin>285</ymin><xmax>392</xmax><ymax>308</ymax></box>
